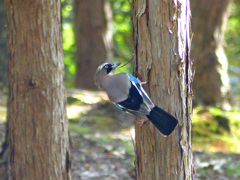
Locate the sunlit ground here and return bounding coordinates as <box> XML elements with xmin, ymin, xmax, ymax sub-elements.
<box><xmin>65</xmin><ymin>90</ymin><xmax>240</xmax><ymax>179</ymax></box>
<box><xmin>65</xmin><ymin>90</ymin><xmax>240</xmax><ymax>153</ymax></box>
<box><xmin>193</xmin><ymin>107</ymin><xmax>240</xmax><ymax>152</ymax></box>
<box><xmin>0</xmin><ymin>90</ymin><xmax>240</xmax><ymax>179</ymax></box>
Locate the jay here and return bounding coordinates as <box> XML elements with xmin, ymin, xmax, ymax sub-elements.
<box><xmin>94</xmin><ymin>62</ymin><xmax>178</xmax><ymax>136</ymax></box>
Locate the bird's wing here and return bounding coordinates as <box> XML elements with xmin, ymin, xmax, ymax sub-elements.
<box><xmin>116</xmin><ymin>73</ymin><xmax>154</xmax><ymax>115</ymax></box>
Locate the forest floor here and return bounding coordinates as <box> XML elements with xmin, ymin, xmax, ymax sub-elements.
<box><xmin>0</xmin><ymin>89</ymin><xmax>240</xmax><ymax>180</ymax></box>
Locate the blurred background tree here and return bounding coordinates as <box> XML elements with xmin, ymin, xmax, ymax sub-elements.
<box><xmin>74</xmin><ymin>0</ymin><xmax>113</xmax><ymax>90</ymax></box>
<box><xmin>0</xmin><ymin>0</ymin><xmax>7</xmax><ymax>90</ymax></box>
<box><xmin>61</xmin><ymin>0</ymin><xmax>133</xmax><ymax>88</ymax></box>
<box><xmin>191</xmin><ymin>0</ymin><xmax>232</xmax><ymax>109</ymax></box>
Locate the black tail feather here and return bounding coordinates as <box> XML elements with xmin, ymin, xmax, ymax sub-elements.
<box><xmin>146</xmin><ymin>106</ymin><xmax>178</xmax><ymax>136</ymax></box>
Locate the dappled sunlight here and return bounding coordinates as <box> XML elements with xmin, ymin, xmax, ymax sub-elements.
<box><xmin>67</xmin><ymin>91</ymin><xmax>240</xmax><ymax>154</ymax></box>
<box><xmin>67</xmin><ymin>89</ymin><xmax>240</xmax><ymax>179</ymax></box>
<box><xmin>0</xmin><ymin>106</ymin><xmax>6</xmax><ymax>123</ymax></box>
<box><xmin>67</xmin><ymin>89</ymin><xmax>108</xmax><ymax>104</ymax></box>
<box><xmin>0</xmin><ymin>92</ymin><xmax>7</xmax><ymax>123</ymax></box>
<box><xmin>67</xmin><ymin>104</ymin><xmax>91</xmax><ymax>119</ymax></box>
<box><xmin>194</xmin><ymin>152</ymin><xmax>240</xmax><ymax>179</ymax></box>
<box><xmin>109</xmin><ymin>126</ymin><xmax>135</xmax><ymax>140</ymax></box>
<box><xmin>192</xmin><ymin>107</ymin><xmax>240</xmax><ymax>153</ymax></box>
<box><xmin>66</xmin><ymin>90</ymin><xmax>109</xmax><ymax>119</ymax></box>
<box><xmin>0</xmin><ymin>88</ymin><xmax>239</xmax><ymax>179</ymax></box>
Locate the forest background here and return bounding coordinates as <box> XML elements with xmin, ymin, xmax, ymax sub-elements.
<box><xmin>0</xmin><ymin>0</ymin><xmax>240</xmax><ymax>179</ymax></box>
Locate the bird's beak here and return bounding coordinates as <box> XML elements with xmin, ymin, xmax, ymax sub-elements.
<box><xmin>112</xmin><ymin>63</ymin><xmax>121</xmax><ymax>69</ymax></box>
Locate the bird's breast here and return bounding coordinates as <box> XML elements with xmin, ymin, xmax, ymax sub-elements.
<box><xmin>101</xmin><ymin>74</ymin><xmax>131</xmax><ymax>103</ymax></box>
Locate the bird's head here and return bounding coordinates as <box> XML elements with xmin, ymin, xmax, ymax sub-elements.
<box><xmin>97</xmin><ymin>62</ymin><xmax>121</xmax><ymax>74</ymax></box>
<box><xmin>94</xmin><ymin>62</ymin><xmax>121</xmax><ymax>88</ymax></box>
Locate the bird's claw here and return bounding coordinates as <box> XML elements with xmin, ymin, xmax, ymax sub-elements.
<box><xmin>136</xmin><ymin>119</ymin><xmax>148</xmax><ymax>127</ymax></box>
<box><xmin>140</xmin><ymin>81</ymin><xmax>147</xmax><ymax>85</ymax></box>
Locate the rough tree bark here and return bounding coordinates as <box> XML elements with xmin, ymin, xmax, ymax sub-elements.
<box><xmin>133</xmin><ymin>0</ymin><xmax>194</xmax><ymax>179</ymax></box>
<box><xmin>74</xmin><ymin>0</ymin><xmax>113</xmax><ymax>90</ymax></box>
<box><xmin>191</xmin><ymin>0</ymin><xmax>232</xmax><ymax>108</ymax></box>
<box><xmin>5</xmin><ymin>0</ymin><xmax>71</xmax><ymax>179</ymax></box>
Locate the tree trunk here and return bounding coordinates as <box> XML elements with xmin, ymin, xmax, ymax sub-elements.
<box><xmin>74</xmin><ymin>0</ymin><xmax>113</xmax><ymax>90</ymax></box>
<box><xmin>133</xmin><ymin>0</ymin><xmax>194</xmax><ymax>179</ymax></box>
<box><xmin>0</xmin><ymin>0</ymin><xmax>7</xmax><ymax>88</ymax></box>
<box><xmin>5</xmin><ymin>0</ymin><xmax>71</xmax><ymax>179</ymax></box>
<box><xmin>191</xmin><ymin>0</ymin><xmax>232</xmax><ymax>108</ymax></box>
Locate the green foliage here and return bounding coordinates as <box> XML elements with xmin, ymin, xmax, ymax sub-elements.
<box><xmin>62</xmin><ymin>0</ymin><xmax>76</xmax><ymax>88</ymax></box>
<box><xmin>193</xmin><ymin>107</ymin><xmax>240</xmax><ymax>152</ymax></box>
<box><xmin>61</xmin><ymin>0</ymin><xmax>134</xmax><ymax>87</ymax></box>
<box><xmin>224</xmin><ymin>161</ymin><xmax>240</xmax><ymax>178</ymax></box>
<box><xmin>87</xmin><ymin>114</ymin><xmax>115</xmax><ymax>127</ymax></box>
<box><xmin>68</xmin><ymin>118</ymin><xmax>91</xmax><ymax>134</ymax></box>
<box><xmin>111</xmin><ymin>0</ymin><xmax>134</xmax><ymax>74</ymax></box>
<box><xmin>60</xmin><ymin>0</ymin><xmax>240</xmax><ymax>105</ymax></box>
<box><xmin>121</xmin><ymin>138</ymin><xmax>135</xmax><ymax>165</ymax></box>
<box><xmin>224</xmin><ymin>0</ymin><xmax>240</xmax><ymax>103</ymax></box>
<box><xmin>194</xmin><ymin>152</ymin><xmax>240</xmax><ymax>180</ymax></box>
<box><xmin>63</xmin><ymin>23</ymin><xmax>76</xmax><ymax>87</ymax></box>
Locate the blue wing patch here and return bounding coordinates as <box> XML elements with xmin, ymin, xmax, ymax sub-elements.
<box><xmin>126</xmin><ymin>73</ymin><xmax>140</xmax><ymax>84</ymax></box>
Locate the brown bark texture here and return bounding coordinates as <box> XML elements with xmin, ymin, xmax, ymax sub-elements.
<box><xmin>5</xmin><ymin>0</ymin><xmax>71</xmax><ymax>179</ymax></box>
<box><xmin>133</xmin><ymin>0</ymin><xmax>194</xmax><ymax>179</ymax></box>
<box><xmin>191</xmin><ymin>0</ymin><xmax>232</xmax><ymax>107</ymax></box>
<box><xmin>74</xmin><ymin>0</ymin><xmax>113</xmax><ymax>90</ymax></box>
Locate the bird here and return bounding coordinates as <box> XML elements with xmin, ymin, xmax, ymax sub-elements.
<box><xmin>94</xmin><ymin>62</ymin><xmax>178</xmax><ymax>136</ymax></box>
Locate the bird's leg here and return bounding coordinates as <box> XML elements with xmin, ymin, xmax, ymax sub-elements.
<box><xmin>136</xmin><ymin>118</ymin><xmax>148</xmax><ymax>127</ymax></box>
<box><xmin>137</xmin><ymin>77</ymin><xmax>147</xmax><ymax>85</ymax></box>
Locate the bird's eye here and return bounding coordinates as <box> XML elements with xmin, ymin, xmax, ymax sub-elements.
<box><xmin>105</xmin><ymin>65</ymin><xmax>109</xmax><ymax>68</ymax></box>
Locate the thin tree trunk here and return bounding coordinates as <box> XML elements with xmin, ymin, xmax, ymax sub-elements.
<box><xmin>74</xmin><ymin>0</ymin><xmax>113</xmax><ymax>90</ymax></box>
<box><xmin>5</xmin><ymin>0</ymin><xmax>71</xmax><ymax>179</ymax></box>
<box><xmin>191</xmin><ymin>0</ymin><xmax>232</xmax><ymax>108</ymax></box>
<box><xmin>133</xmin><ymin>0</ymin><xmax>194</xmax><ymax>179</ymax></box>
